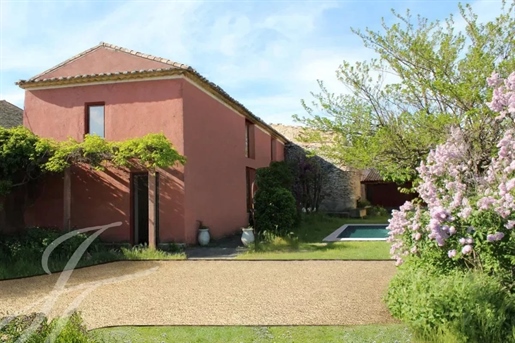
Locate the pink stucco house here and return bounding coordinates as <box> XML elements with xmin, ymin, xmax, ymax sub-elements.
<box><xmin>17</xmin><ymin>42</ymin><xmax>287</xmax><ymax>245</ymax></box>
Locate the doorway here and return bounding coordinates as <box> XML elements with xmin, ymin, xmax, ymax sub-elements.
<box><xmin>132</xmin><ymin>173</ymin><xmax>149</xmax><ymax>245</ymax></box>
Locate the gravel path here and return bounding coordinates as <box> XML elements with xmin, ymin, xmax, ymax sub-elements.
<box><xmin>0</xmin><ymin>261</ymin><xmax>397</xmax><ymax>329</ymax></box>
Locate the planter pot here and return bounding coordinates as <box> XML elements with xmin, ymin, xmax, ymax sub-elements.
<box><xmin>198</xmin><ymin>228</ymin><xmax>210</xmax><ymax>246</ymax></box>
<box><xmin>241</xmin><ymin>228</ymin><xmax>255</xmax><ymax>246</ymax></box>
<box><xmin>351</xmin><ymin>208</ymin><xmax>367</xmax><ymax>218</ymax></box>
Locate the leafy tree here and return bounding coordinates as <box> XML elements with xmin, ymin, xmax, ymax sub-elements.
<box><xmin>294</xmin><ymin>1</ymin><xmax>515</xmax><ymax>184</ymax></box>
<box><xmin>0</xmin><ymin>128</ymin><xmax>185</xmax><ymax>232</ymax></box>
<box><xmin>290</xmin><ymin>154</ymin><xmax>325</xmax><ymax>213</ymax></box>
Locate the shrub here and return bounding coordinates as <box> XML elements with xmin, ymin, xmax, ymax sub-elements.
<box><xmin>385</xmin><ymin>266</ymin><xmax>515</xmax><ymax>343</ymax></box>
<box><xmin>368</xmin><ymin>205</ymin><xmax>388</xmax><ymax>217</ymax></box>
<box><xmin>0</xmin><ymin>312</ymin><xmax>95</xmax><ymax>343</ymax></box>
<box><xmin>387</xmin><ymin>72</ymin><xmax>515</xmax><ymax>288</ymax></box>
<box><xmin>255</xmin><ymin>161</ymin><xmax>293</xmax><ymax>190</ymax></box>
<box><xmin>0</xmin><ymin>227</ymin><xmax>102</xmax><ymax>262</ymax></box>
<box><xmin>254</xmin><ymin>187</ymin><xmax>296</xmax><ymax>238</ymax></box>
<box><xmin>356</xmin><ymin>197</ymin><xmax>371</xmax><ymax>208</ymax></box>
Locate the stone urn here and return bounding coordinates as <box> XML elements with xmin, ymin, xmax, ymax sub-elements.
<box><xmin>241</xmin><ymin>227</ymin><xmax>255</xmax><ymax>246</ymax></box>
<box><xmin>198</xmin><ymin>228</ymin><xmax>210</xmax><ymax>246</ymax></box>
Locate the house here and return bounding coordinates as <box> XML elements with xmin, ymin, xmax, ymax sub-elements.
<box><xmin>16</xmin><ymin>42</ymin><xmax>287</xmax><ymax>245</ymax></box>
<box><xmin>0</xmin><ymin>100</ymin><xmax>23</xmax><ymax>128</ymax></box>
<box><xmin>360</xmin><ymin>169</ymin><xmax>416</xmax><ymax>210</ymax></box>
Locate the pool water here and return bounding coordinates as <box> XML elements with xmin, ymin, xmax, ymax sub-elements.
<box><xmin>336</xmin><ymin>225</ymin><xmax>389</xmax><ymax>239</ymax></box>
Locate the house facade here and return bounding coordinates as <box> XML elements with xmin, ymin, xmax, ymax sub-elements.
<box><xmin>17</xmin><ymin>42</ymin><xmax>286</xmax><ymax>245</ymax></box>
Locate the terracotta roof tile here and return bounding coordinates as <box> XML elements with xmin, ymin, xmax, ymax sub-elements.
<box><xmin>361</xmin><ymin>169</ymin><xmax>384</xmax><ymax>182</ymax></box>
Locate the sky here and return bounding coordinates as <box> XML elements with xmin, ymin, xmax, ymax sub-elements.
<box><xmin>0</xmin><ymin>0</ymin><xmax>507</xmax><ymax>126</ymax></box>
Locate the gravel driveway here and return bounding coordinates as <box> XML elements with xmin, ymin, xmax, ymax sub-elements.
<box><xmin>0</xmin><ymin>261</ymin><xmax>397</xmax><ymax>329</ymax></box>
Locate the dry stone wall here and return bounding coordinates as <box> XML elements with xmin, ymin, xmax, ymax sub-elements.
<box><xmin>272</xmin><ymin>125</ymin><xmax>363</xmax><ymax>212</ymax></box>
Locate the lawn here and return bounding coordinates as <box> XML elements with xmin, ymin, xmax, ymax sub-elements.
<box><xmin>92</xmin><ymin>324</ymin><xmax>413</xmax><ymax>343</ymax></box>
<box><xmin>236</xmin><ymin>241</ymin><xmax>391</xmax><ymax>260</ymax></box>
<box><xmin>0</xmin><ymin>245</ymin><xmax>185</xmax><ymax>280</ymax></box>
<box><xmin>296</xmin><ymin>214</ymin><xmax>391</xmax><ymax>242</ymax></box>
<box><xmin>238</xmin><ymin>214</ymin><xmax>392</xmax><ymax>260</ymax></box>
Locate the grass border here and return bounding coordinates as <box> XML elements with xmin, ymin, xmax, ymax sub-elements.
<box><xmin>91</xmin><ymin>323</ymin><xmax>402</xmax><ymax>330</ymax></box>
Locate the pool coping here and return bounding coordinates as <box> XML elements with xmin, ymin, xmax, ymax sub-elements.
<box><xmin>322</xmin><ymin>224</ymin><xmax>389</xmax><ymax>242</ymax></box>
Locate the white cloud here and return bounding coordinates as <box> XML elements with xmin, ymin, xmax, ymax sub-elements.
<box><xmin>3</xmin><ymin>0</ymin><xmax>497</xmax><ymax>125</ymax></box>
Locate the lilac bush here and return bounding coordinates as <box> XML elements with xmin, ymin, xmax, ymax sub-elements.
<box><xmin>388</xmin><ymin>72</ymin><xmax>515</xmax><ymax>279</ymax></box>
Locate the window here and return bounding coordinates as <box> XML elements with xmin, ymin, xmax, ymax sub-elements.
<box><xmin>245</xmin><ymin>120</ymin><xmax>255</xmax><ymax>158</ymax></box>
<box><xmin>271</xmin><ymin>138</ymin><xmax>277</xmax><ymax>161</ymax></box>
<box><xmin>85</xmin><ymin>103</ymin><xmax>105</xmax><ymax>138</ymax></box>
<box><xmin>246</xmin><ymin>167</ymin><xmax>256</xmax><ymax>211</ymax></box>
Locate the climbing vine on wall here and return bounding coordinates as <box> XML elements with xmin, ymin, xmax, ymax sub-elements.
<box><xmin>0</xmin><ymin>126</ymin><xmax>185</xmax><ymax>231</ymax></box>
<box><xmin>44</xmin><ymin>133</ymin><xmax>186</xmax><ymax>172</ymax></box>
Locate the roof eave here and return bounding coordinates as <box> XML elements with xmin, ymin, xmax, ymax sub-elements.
<box><xmin>16</xmin><ymin>70</ymin><xmax>289</xmax><ymax>143</ymax></box>
<box><xmin>16</xmin><ymin>68</ymin><xmax>185</xmax><ymax>89</ymax></box>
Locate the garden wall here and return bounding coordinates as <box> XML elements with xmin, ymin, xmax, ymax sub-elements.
<box><xmin>284</xmin><ymin>142</ymin><xmax>361</xmax><ymax>212</ymax></box>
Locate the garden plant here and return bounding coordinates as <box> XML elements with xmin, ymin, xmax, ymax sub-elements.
<box><xmin>386</xmin><ymin>71</ymin><xmax>515</xmax><ymax>343</ymax></box>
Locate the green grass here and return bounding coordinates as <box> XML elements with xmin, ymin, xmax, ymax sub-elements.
<box><xmin>92</xmin><ymin>324</ymin><xmax>414</xmax><ymax>343</ymax></box>
<box><xmin>119</xmin><ymin>246</ymin><xmax>186</xmax><ymax>260</ymax></box>
<box><xmin>297</xmin><ymin>214</ymin><xmax>391</xmax><ymax>242</ymax></box>
<box><xmin>0</xmin><ymin>247</ymin><xmax>185</xmax><ymax>280</ymax></box>
<box><xmin>237</xmin><ymin>240</ymin><xmax>391</xmax><ymax>260</ymax></box>
<box><xmin>238</xmin><ymin>214</ymin><xmax>392</xmax><ymax>260</ymax></box>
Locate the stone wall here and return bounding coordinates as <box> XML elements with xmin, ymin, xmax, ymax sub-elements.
<box><xmin>285</xmin><ymin>142</ymin><xmax>361</xmax><ymax>212</ymax></box>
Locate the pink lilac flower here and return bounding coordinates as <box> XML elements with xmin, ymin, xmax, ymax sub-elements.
<box><xmin>505</xmin><ymin>220</ymin><xmax>515</xmax><ymax>229</ymax></box>
<box><xmin>477</xmin><ymin>197</ymin><xmax>496</xmax><ymax>210</ymax></box>
<box><xmin>448</xmin><ymin>250</ymin><xmax>457</xmax><ymax>258</ymax></box>
<box><xmin>487</xmin><ymin>232</ymin><xmax>505</xmax><ymax>242</ymax></box>
<box><xmin>487</xmin><ymin>72</ymin><xmax>502</xmax><ymax>87</ymax></box>
<box><xmin>462</xmin><ymin>245</ymin><xmax>473</xmax><ymax>255</ymax></box>
<box><xmin>506</xmin><ymin>179</ymin><xmax>515</xmax><ymax>191</ymax></box>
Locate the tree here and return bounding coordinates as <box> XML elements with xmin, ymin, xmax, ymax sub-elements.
<box><xmin>290</xmin><ymin>154</ymin><xmax>325</xmax><ymax>213</ymax></box>
<box><xmin>294</xmin><ymin>1</ymin><xmax>515</xmax><ymax>184</ymax></box>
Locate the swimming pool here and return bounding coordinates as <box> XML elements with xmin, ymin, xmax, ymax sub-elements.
<box><xmin>323</xmin><ymin>224</ymin><xmax>389</xmax><ymax>242</ymax></box>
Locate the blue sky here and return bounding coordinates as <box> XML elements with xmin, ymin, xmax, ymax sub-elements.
<box><xmin>0</xmin><ymin>0</ymin><xmax>504</xmax><ymax>125</ymax></box>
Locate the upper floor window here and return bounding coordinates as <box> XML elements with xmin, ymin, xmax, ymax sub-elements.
<box><xmin>86</xmin><ymin>103</ymin><xmax>105</xmax><ymax>138</ymax></box>
<box><xmin>245</xmin><ymin>120</ymin><xmax>255</xmax><ymax>159</ymax></box>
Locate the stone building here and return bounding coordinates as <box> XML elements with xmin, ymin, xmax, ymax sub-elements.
<box><xmin>271</xmin><ymin>124</ymin><xmax>363</xmax><ymax>212</ymax></box>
